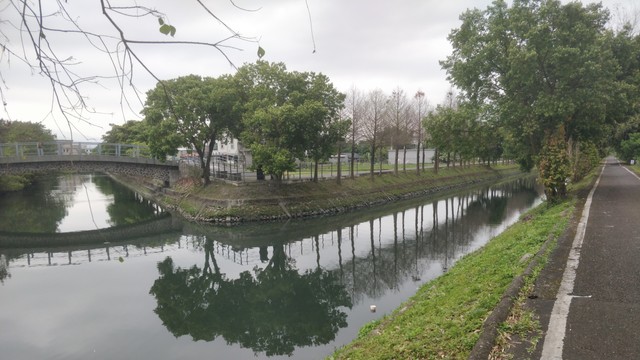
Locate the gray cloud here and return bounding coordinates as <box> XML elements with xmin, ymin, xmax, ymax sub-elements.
<box><xmin>0</xmin><ymin>0</ymin><xmax>631</xmax><ymax>140</ymax></box>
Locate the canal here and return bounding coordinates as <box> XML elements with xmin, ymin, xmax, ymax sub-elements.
<box><xmin>0</xmin><ymin>173</ymin><xmax>543</xmax><ymax>359</ymax></box>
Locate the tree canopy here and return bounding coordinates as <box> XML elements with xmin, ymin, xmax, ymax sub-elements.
<box><xmin>101</xmin><ymin>120</ymin><xmax>147</xmax><ymax>145</ymax></box>
<box><xmin>142</xmin><ymin>74</ymin><xmax>242</xmax><ymax>185</ymax></box>
<box><xmin>237</xmin><ymin>61</ymin><xmax>347</xmax><ymax>181</ymax></box>
<box><xmin>0</xmin><ymin>119</ymin><xmax>56</xmax><ymax>143</ymax></box>
<box><xmin>442</xmin><ymin>0</ymin><xmax>620</xmax><ymax>201</ymax></box>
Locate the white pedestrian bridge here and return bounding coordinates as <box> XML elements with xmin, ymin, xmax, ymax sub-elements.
<box><xmin>0</xmin><ymin>141</ymin><xmax>179</xmax><ymax>185</ymax></box>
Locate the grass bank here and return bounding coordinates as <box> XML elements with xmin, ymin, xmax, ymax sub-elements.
<box><xmin>329</xmin><ymin>164</ymin><xmax>602</xmax><ymax>360</ymax></box>
<box><xmin>330</xmin><ymin>199</ymin><xmax>573</xmax><ymax>360</ymax></box>
<box><xmin>153</xmin><ymin>165</ymin><xmax>522</xmax><ymax>223</ymax></box>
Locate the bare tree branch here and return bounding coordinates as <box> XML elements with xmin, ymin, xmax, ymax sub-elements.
<box><xmin>1</xmin><ymin>0</ymin><xmax>258</xmax><ymax>139</ymax></box>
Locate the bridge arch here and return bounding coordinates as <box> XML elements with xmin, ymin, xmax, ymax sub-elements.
<box><xmin>0</xmin><ymin>141</ymin><xmax>180</xmax><ymax>185</ymax></box>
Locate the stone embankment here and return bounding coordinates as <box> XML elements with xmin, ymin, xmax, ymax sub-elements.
<box><xmin>117</xmin><ymin>166</ymin><xmax>526</xmax><ymax>225</ymax></box>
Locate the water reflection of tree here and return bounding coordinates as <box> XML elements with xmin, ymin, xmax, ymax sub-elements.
<box><xmin>149</xmin><ymin>237</ymin><xmax>352</xmax><ymax>357</ymax></box>
<box><xmin>333</xmin><ymin>179</ymin><xmax>540</xmax><ymax>303</ymax></box>
<box><xmin>0</xmin><ymin>175</ymin><xmax>66</xmax><ymax>233</ymax></box>
<box><xmin>0</xmin><ymin>254</ymin><xmax>10</xmax><ymax>284</ymax></box>
<box><xmin>92</xmin><ymin>175</ymin><xmax>161</xmax><ymax>226</ymax></box>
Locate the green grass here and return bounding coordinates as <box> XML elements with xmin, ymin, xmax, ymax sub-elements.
<box><xmin>329</xmin><ymin>200</ymin><xmax>573</xmax><ymax>360</ymax></box>
<box><xmin>628</xmin><ymin>163</ymin><xmax>640</xmax><ymax>176</ymax></box>
<box><xmin>490</xmin><ymin>238</ymin><xmax>554</xmax><ymax>359</ymax></box>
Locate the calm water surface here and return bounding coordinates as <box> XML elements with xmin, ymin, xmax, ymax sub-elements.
<box><xmin>0</xmin><ymin>174</ymin><xmax>543</xmax><ymax>359</ymax></box>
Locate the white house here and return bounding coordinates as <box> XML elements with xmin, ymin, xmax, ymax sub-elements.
<box><xmin>213</xmin><ymin>138</ymin><xmax>252</xmax><ymax>167</ymax></box>
<box><xmin>388</xmin><ymin>148</ymin><xmax>436</xmax><ymax>165</ymax></box>
<box><xmin>329</xmin><ymin>153</ymin><xmax>361</xmax><ymax>164</ymax></box>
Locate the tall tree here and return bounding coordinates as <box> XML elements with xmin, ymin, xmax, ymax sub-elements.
<box><xmin>361</xmin><ymin>89</ymin><xmax>388</xmax><ymax>179</ymax></box>
<box><xmin>298</xmin><ymin>72</ymin><xmax>348</xmax><ymax>182</ymax></box>
<box><xmin>0</xmin><ymin>119</ymin><xmax>55</xmax><ymax>143</ymax></box>
<box><xmin>424</xmin><ymin>105</ymin><xmax>457</xmax><ymax>172</ymax></box>
<box><xmin>142</xmin><ymin>74</ymin><xmax>242</xmax><ymax>185</ymax></box>
<box><xmin>102</xmin><ymin>120</ymin><xmax>147</xmax><ymax>145</ymax></box>
<box><xmin>237</xmin><ymin>62</ymin><xmax>305</xmax><ymax>181</ymax></box>
<box><xmin>388</xmin><ymin>88</ymin><xmax>410</xmax><ymax>175</ymax></box>
<box><xmin>414</xmin><ymin>91</ymin><xmax>427</xmax><ymax>175</ymax></box>
<box><xmin>609</xmin><ymin>26</ymin><xmax>640</xmax><ymax>157</ymax></box>
<box><xmin>237</xmin><ymin>62</ymin><xmax>345</xmax><ymax>182</ymax></box>
<box><xmin>344</xmin><ymin>86</ymin><xmax>365</xmax><ymax>179</ymax></box>
<box><xmin>442</xmin><ymin>0</ymin><xmax>618</xmax><ymax>201</ymax></box>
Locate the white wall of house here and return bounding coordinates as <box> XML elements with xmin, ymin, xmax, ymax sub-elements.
<box><xmin>213</xmin><ymin>138</ymin><xmax>252</xmax><ymax>168</ymax></box>
<box><xmin>388</xmin><ymin>148</ymin><xmax>435</xmax><ymax>164</ymax></box>
<box><xmin>329</xmin><ymin>153</ymin><xmax>361</xmax><ymax>164</ymax></box>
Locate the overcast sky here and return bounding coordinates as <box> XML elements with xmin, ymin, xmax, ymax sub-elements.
<box><xmin>1</xmin><ymin>0</ymin><xmax>635</xmax><ymax>141</ymax></box>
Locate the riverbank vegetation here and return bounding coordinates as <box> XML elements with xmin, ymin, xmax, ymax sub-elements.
<box><xmin>330</xmin><ymin>184</ymin><xmax>576</xmax><ymax>360</ymax></box>
<box><xmin>0</xmin><ymin>120</ymin><xmax>56</xmax><ymax>192</ymax></box>
<box><xmin>136</xmin><ymin>164</ymin><xmax>521</xmax><ymax>223</ymax></box>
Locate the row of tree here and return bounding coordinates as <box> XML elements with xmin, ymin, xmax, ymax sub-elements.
<box><xmin>102</xmin><ymin>1</ymin><xmax>640</xmax><ymax>201</ymax></box>
<box><xmin>440</xmin><ymin>0</ymin><xmax>640</xmax><ymax>202</ymax></box>
<box><xmin>107</xmin><ymin>62</ymin><xmax>446</xmax><ymax>185</ymax></box>
<box><xmin>105</xmin><ymin>61</ymin><xmax>348</xmax><ymax>185</ymax></box>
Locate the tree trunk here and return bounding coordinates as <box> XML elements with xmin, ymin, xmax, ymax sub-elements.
<box><xmin>402</xmin><ymin>146</ymin><xmax>407</xmax><ymax>173</ymax></box>
<box><xmin>313</xmin><ymin>161</ymin><xmax>319</xmax><ymax>182</ymax></box>
<box><xmin>379</xmin><ymin>147</ymin><xmax>383</xmax><ymax>175</ymax></box>
<box><xmin>394</xmin><ymin>145</ymin><xmax>399</xmax><ymax>175</ymax></box>
<box><xmin>416</xmin><ymin>141</ymin><xmax>421</xmax><ymax>176</ymax></box>
<box><xmin>350</xmin><ymin>143</ymin><xmax>356</xmax><ymax>179</ymax></box>
<box><xmin>337</xmin><ymin>143</ymin><xmax>342</xmax><ymax>185</ymax></box>
<box><xmin>370</xmin><ymin>142</ymin><xmax>376</xmax><ymax>179</ymax></box>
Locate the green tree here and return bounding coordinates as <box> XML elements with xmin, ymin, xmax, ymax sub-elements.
<box><xmin>609</xmin><ymin>27</ymin><xmax>640</xmax><ymax>155</ymax></box>
<box><xmin>301</xmin><ymin>73</ymin><xmax>348</xmax><ymax>182</ymax></box>
<box><xmin>237</xmin><ymin>62</ymin><xmax>346</xmax><ymax>182</ymax></box>
<box><xmin>0</xmin><ymin>119</ymin><xmax>55</xmax><ymax>143</ymax></box>
<box><xmin>142</xmin><ymin>74</ymin><xmax>242</xmax><ymax>185</ymax></box>
<box><xmin>538</xmin><ymin>125</ymin><xmax>571</xmax><ymax>202</ymax></box>
<box><xmin>442</xmin><ymin>0</ymin><xmax>617</xmax><ymax>201</ymax></box>
<box><xmin>237</xmin><ymin>62</ymin><xmax>304</xmax><ymax>181</ymax></box>
<box><xmin>0</xmin><ymin>120</ymin><xmax>57</xmax><ymax>191</ymax></box>
<box><xmin>424</xmin><ymin>105</ymin><xmax>458</xmax><ymax>171</ymax></box>
<box><xmin>101</xmin><ymin>120</ymin><xmax>148</xmax><ymax>145</ymax></box>
<box><xmin>619</xmin><ymin>132</ymin><xmax>640</xmax><ymax>163</ymax></box>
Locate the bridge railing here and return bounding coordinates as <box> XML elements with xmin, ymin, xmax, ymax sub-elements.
<box><xmin>0</xmin><ymin>141</ymin><xmax>155</xmax><ymax>160</ymax></box>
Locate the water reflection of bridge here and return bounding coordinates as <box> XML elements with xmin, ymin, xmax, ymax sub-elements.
<box><xmin>0</xmin><ymin>213</ymin><xmax>182</xmax><ymax>248</ymax></box>
<box><xmin>3</xmin><ymin>235</ymin><xmax>252</xmax><ymax>268</ymax></box>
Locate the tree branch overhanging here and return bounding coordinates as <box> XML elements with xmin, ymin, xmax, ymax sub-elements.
<box><xmin>1</xmin><ymin>0</ymin><xmax>258</xmax><ymax>139</ymax></box>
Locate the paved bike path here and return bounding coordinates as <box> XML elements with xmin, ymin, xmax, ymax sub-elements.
<box><xmin>541</xmin><ymin>158</ymin><xmax>640</xmax><ymax>359</ymax></box>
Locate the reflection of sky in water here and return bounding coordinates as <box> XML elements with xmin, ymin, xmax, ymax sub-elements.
<box><xmin>54</xmin><ymin>175</ymin><xmax>114</xmax><ymax>232</ymax></box>
<box><xmin>0</xmin><ymin>177</ymin><xmax>543</xmax><ymax>360</ymax></box>
<box><xmin>0</xmin><ymin>173</ymin><xmax>163</xmax><ymax>233</ymax></box>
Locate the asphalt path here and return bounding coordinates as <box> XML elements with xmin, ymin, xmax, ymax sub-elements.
<box><xmin>536</xmin><ymin>157</ymin><xmax>640</xmax><ymax>359</ymax></box>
